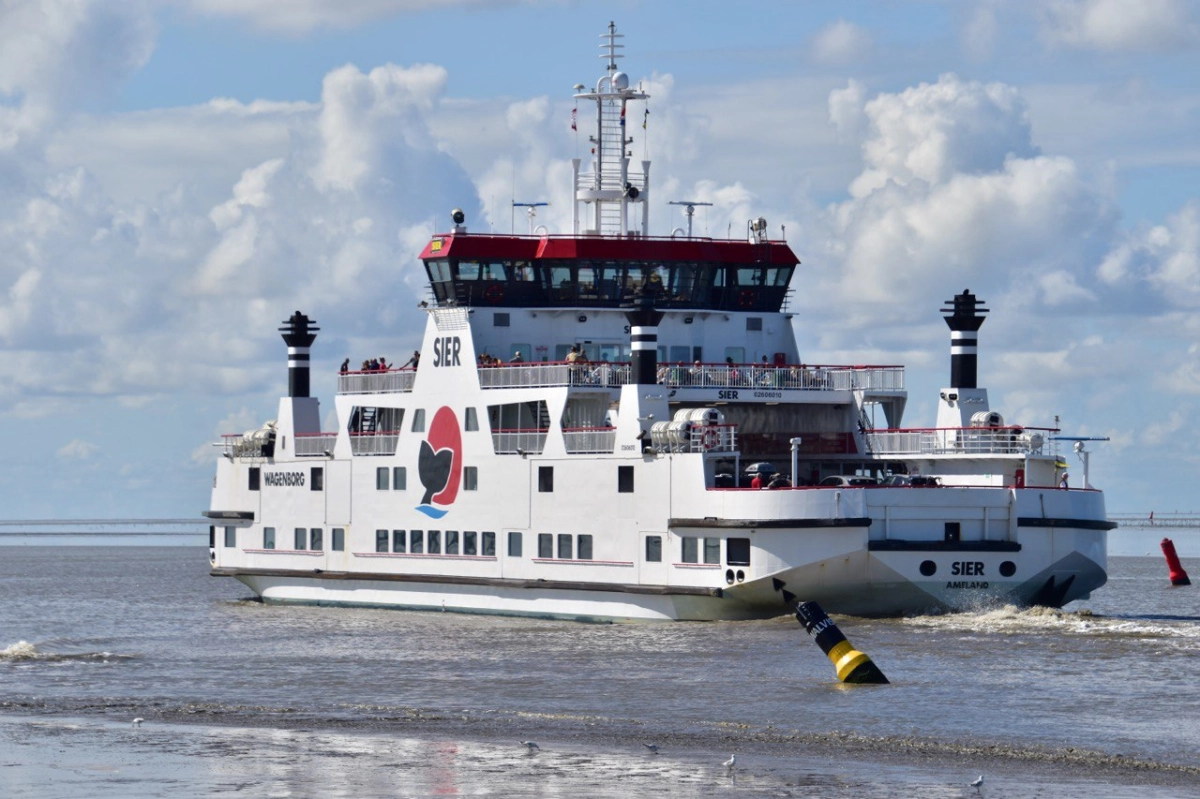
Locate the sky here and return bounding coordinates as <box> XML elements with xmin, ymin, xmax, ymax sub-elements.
<box><xmin>1</xmin><ymin>0</ymin><xmax>1199</xmax><ymax>521</ymax></box>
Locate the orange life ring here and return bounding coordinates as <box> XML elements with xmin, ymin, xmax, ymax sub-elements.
<box><xmin>702</xmin><ymin>427</ymin><xmax>719</xmax><ymax>450</ymax></box>
<box><xmin>484</xmin><ymin>283</ymin><xmax>504</xmax><ymax>304</ymax></box>
<box><xmin>737</xmin><ymin>289</ymin><xmax>755</xmax><ymax>309</ymax></box>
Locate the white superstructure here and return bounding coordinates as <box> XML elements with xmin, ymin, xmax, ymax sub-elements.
<box><xmin>206</xmin><ymin>24</ymin><xmax>1111</xmax><ymax>621</ymax></box>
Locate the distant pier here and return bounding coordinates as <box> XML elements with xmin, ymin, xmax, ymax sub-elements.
<box><xmin>1109</xmin><ymin>513</ymin><xmax>1200</xmax><ymax>530</ymax></box>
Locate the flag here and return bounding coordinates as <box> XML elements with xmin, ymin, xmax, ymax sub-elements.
<box><xmin>643</xmin><ymin>108</ymin><xmax>648</xmax><ymax>129</ymax></box>
<box><xmin>570</xmin><ymin>107</ymin><xmax>577</xmax><ymax>131</ymax></box>
<box><xmin>620</xmin><ymin>104</ymin><xmax>626</xmax><ymax>126</ymax></box>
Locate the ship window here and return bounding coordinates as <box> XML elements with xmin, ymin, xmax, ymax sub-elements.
<box><xmin>724</xmin><ymin>346</ymin><xmax>745</xmax><ymax>364</ymax></box>
<box><xmin>462</xmin><ymin>530</ymin><xmax>477</xmax><ymax>555</ymax></box>
<box><xmin>558</xmin><ymin>534</ymin><xmax>573</xmax><ymax>560</ymax></box>
<box><xmin>727</xmin><ymin>538</ymin><xmax>751</xmax><ymax>566</ymax></box>
<box><xmin>392</xmin><ymin>466</ymin><xmax>406</xmax><ymax>490</ymax></box>
<box><xmin>482</xmin><ymin>532</ymin><xmax>496</xmax><ymax>556</ymax></box>
<box><xmin>704</xmin><ymin>537</ymin><xmax>721</xmax><ymax>564</ymax></box>
<box><xmin>428</xmin><ymin>530</ymin><xmax>441</xmax><ymax>554</ymax></box>
<box><xmin>392</xmin><ymin>530</ymin><xmax>406</xmax><ymax>553</ymax></box>
<box><xmin>332</xmin><ymin>528</ymin><xmax>345</xmax><ymax>552</ymax></box>
<box><xmin>412</xmin><ymin>409</ymin><xmax>426</xmax><ymax>433</ymax></box>
<box><xmin>746</xmin><ymin>317</ymin><xmax>763</xmax><ymax>332</ymax></box>
<box><xmin>263</xmin><ymin>527</ymin><xmax>275</xmax><ymax>550</ymax></box>
<box><xmin>464</xmin><ymin>466</ymin><xmax>478</xmax><ymax>490</ymax></box>
<box><xmin>645</xmin><ymin>535</ymin><xmax>662</xmax><ymax>563</ymax></box>
<box><xmin>681</xmin><ymin>537</ymin><xmax>698</xmax><ymax>563</ymax></box>
<box><xmin>669</xmin><ymin>346</ymin><xmax>690</xmax><ymax>364</ymax></box>
<box><xmin>494</xmin><ymin>312</ymin><xmax>510</xmax><ymax>327</ymax></box>
<box><xmin>538</xmin><ymin>533</ymin><xmax>553</xmax><ymax>558</ymax></box>
<box><xmin>505</xmin><ymin>531</ymin><xmax>519</xmax><ymax>557</ymax></box>
<box><xmin>209</xmin><ymin>526</ymin><xmax>215</xmax><ymax>548</ymax></box>
<box><xmin>446</xmin><ymin>530</ymin><xmax>459</xmax><ymax>555</ymax></box>
<box><xmin>577</xmin><ymin>534</ymin><xmax>593</xmax><ymax>560</ymax></box>
<box><xmin>311</xmin><ymin>467</ymin><xmax>324</xmax><ymax>491</ymax></box>
<box><xmin>376</xmin><ymin>467</ymin><xmax>389</xmax><ymax>490</ymax></box>
<box><xmin>538</xmin><ymin>466</ymin><xmax>554</xmax><ymax>492</ymax></box>
<box><xmin>465</xmin><ymin>407</ymin><xmax>479</xmax><ymax>431</ymax></box>
<box><xmin>248</xmin><ymin>467</ymin><xmax>260</xmax><ymax>491</ymax></box>
<box><xmin>311</xmin><ymin>528</ymin><xmax>324</xmax><ymax>551</ymax></box>
<box><xmin>224</xmin><ymin>526</ymin><xmax>236</xmax><ymax>548</ymax></box>
<box><xmin>410</xmin><ymin>530</ymin><xmax>424</xmax><ymax>554</ymax></box>
<box><xmin>376</xmin><ymin>529</ymin><xmax>388</xmax><ymax>552</ymax></box>
<box><xmin>294</xmin><ymin>528</ymin><xmax>307</xmax><ymax>551</ymax></box>
<box><xmin>618</xmin><ymin>465</ymin><xmax>634</xmax><ymax>493</ymax></box>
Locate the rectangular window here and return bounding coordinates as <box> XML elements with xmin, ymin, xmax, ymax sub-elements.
<box><xmin>332</xmin><ymin>528</ymin><xmax>345</xmax><ymax>552</ymax></box>
<box><xmin>410</xmin><ymin>529</ymin><xmax>424</xmax><ymax>554</ymax></box>
<box><xmin>538</xmin><ymin>533</ymin><xmax>553</xmax><ymax>558</ymax></box>
<box><xmin>209</xmin><ymin>525</ymin><xmax>215</xmax><ymax>548</ymax></box>
<box><xmin>465</xmin><ymin>531</ymin><xmax>478</xmax><ymax>556</ymax></box>
<box><xmin>463</xmin><ymin>465</ymin><xmax>478</xmax><ymax>491</ymax></box>
<box><xmin>465</xmin><ymin>407</ymin><xmax>479</xmax><ymax>431</ymax></box>
<box><xmin>577</xmin><ymin>534</ymin><xmax>593</xmax><ymax>560</ymax></box>
<box><xmin>538</xmin><ymin>466</ymin><xmax>554</xmax><ymax>492</ymax></box>
<box><xmin>311</xmin><ymin>467</ymin><xmax>324</xmax><ymax>491</ymax></box>
<box><xmin>224</xmin><ymin>526</ymin><xmax>236</xmax><ymax>548</ymax></box>
<box><xmin>727</xmin><ymin>537</ymin><xmax>751</xmax><ymax>566</ymax></box>
<box><xmin>682</xmin><ymin>536</ymin><xmax>698</xmax><ymax>563</ymax></box>
<box><xmin>263</xmin><ymin>527</ymin><xmax>276</xmax><ymax>550</ymax></box>
<box><xmin>645</xmin><ymin>535</ymin><xmax>662</xmax><ymax>562</ymax></box>
<box><xmin>412</xmin><ymin>408</ymin><xmax>426</xmax><ymax>433</ymax></box>
<box><xmin>482</xmin><ymin>532</ymin><xmax>496</xmax><ymax>557</ymax></box>
<box><xmin>294</xmin><ymin>528</ymin><xmax>307</xmax><ymax>551</ymax></box>
<box><xmin>428</xmin><ymin>530</ymin><xmax>441</xmax><ymax>554</ymax></box>
<box><xmin>392</xmin><ymin>466</ymin><xmax>406</xmax><ymax>490</ymax></box>
<box><xmin>376</xmin><ymin>467</ymin><xmax>389</xmax><ymax>490</ymax></box>
<box><xmin>376</xmin><ymin>529</ymin><xmax>388</xmax><ymax>552</ymax></box>
<box><xmin>618</xmin><ymin>465</ymin><xmax>634</xmax><ymax>493</ymax></box>
<box><xmin>392</xmin><ymin>530</ymin><xmax>406</xmax><ymax>553</ymax></box>
<box><xmin>494</xmin><ymin>312</ymin><xmax>510</xmax><ymax>327</ymax></box>
<box><xmin>310</xmin><ymin>528</ymin><xmax>324</xmax><ymax>551</ymax></box>
<box><xmin>506</xmin><ymin>531</ymin><xmax>521</xmax><ymax>558</ymax></box>
<box><xmin>557</xmin><ymin>534</ymin><xmax>573</xmax><ymax>560</ymax></box>
<box><xmin>704</xmin><ymin>537</ymin><xmax>721</xmax><ymax>564</ymax></box>
<box><xmin>746</xmin><ymin>317</ymin><xmax>763</xmax><ymax>331</ymax></box>
<box><xmin>445</xmin><ymin>530</ymin><xmax>459</xmax><ymax>555</ymax></box>
<box><xmin>248</xmin><ymin>467</ymin><xmax>260</xmax><ymax>491</ymax></box>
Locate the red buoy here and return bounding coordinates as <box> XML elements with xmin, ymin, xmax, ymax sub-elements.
<box><xmin>1161</xmin><ymin>538</ymin><xmax>1191</xmax><ymax>586</ymax></box>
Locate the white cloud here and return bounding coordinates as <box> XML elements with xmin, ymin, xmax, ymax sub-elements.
<box><xmin>1100</xmin><ymin>202</ymin><xmax>1200</xmax><ymax>307</ymax></box>
<box><xmin>1040</xmin><ymin>0</ymin><xmax>1200</xmax><ymax>52</ymax></box>
<box><xmin>811</xmin><ymin>20</ymin><xmax>873</xmax><ymax>65</ymax></box>
<box><xmin>57</xmin><ymin>439</ymin><xmax>99</xmax><ymax>460</ymax></box>
<box><xmin>962</xmin><ymin>4</ymin><xmax>999</xmax><ymax>61</ymax></box>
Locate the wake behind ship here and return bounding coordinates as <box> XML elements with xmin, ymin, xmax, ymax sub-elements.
<box><xmin>206</xmin><ymin>23</ymin><xmax>1113</xmax><ymax>621</ymax></box>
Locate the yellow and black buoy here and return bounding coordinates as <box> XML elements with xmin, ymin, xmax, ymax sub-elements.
<box><xmin>775</xmin><ymin>580</ymin><xmax>888</xmax><ymax>684</ymax></box>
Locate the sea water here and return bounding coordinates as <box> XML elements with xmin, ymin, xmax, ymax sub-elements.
<box><xmin>1</xmin><ymin>547</ymin><xmax>1198</xmax><ymax>797</ymax></box>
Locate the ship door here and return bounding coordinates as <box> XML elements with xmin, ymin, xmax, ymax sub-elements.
<box><xmin>640</xmin><ymin>531</ymin><xmax>669</xmax><ymax>586</ymax></box>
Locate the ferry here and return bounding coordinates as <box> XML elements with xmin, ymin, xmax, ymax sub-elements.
<box><xmin>206</xmin><ymin>23</ymin><xmax>1113</xmax><ymax>621</ymax></box>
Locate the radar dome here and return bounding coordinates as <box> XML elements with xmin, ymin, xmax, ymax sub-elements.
<box><xmin>612</xmin><ymin>72</ymin><xmax>629</xmax><ymax>91</ymax></box>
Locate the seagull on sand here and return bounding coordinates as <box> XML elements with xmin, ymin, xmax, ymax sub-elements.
<box><xmin>643</xmin><ymin>743</ymin><xmax>659</xmax><ymax>754</ymax></box>
<box><xmin>519</xmin><ymin>741</ymin><xmax>540</xmax><ymax>753</ymax></box>
<box><xmin>970</xmin><ymin>775</ymin><xmax>984</xmax><ymax>789</ymax></box>
<box><xmin>131</xmin><ymin>718</ymin><xmax>144</xmax><ymax>727</ymax></box>
<box><xmin>723</xmin><ymin>754</ymin><xmax>736</xmax><ymax>772</ymax></box>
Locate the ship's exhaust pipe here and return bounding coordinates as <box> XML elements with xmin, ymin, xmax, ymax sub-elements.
<box><xmin>942</xmin><ymin>290</ymin><xmax>988</xmax><ymax>390</ymax></box>
<box><xmin>624</xmin><ymin>295</ymin><xmax>664</xmax><ymax>386</ymax></box>
<box><xmin>775</xmin><ymin>579</ymin><xmax>888</xmax><ymax>684</ymax></box>
<box><xmin>280</xmin><ymin>310</ymin><xmax>319</xmax><ymax>398</ymax></box>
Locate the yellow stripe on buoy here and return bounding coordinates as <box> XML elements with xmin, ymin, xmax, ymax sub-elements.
<box><xmin>781</xmin><ymin>589</ymin><xmax>888</xmax><ymax>684</ymax></box>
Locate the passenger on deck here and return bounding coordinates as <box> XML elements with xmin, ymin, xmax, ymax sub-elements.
<box><xmin>511</xmin><ymin>351</ymin><xmax>525</xmax><ymax>363</ymax></box>
<box><xmin>1060</xmin><ymin>472</ymin><xmax>1069</xmax><ymax>489</ymax></box>
<box><xmin>768</xmin><ymin>473</ymin><xmax>791</xmax><ymax>489</ymax></box>
<box><xmin>750</xmin><ymin>472</ymin><xmax>763</xmax><ymax>489</ymax></box>
<box><xmin>690</xmin><ymin>360</ymin><xmax>704</xmax><ymax>386</ymax></box>
<box><xmin>403</xmin><ymin>350</ymin><xmax>420</xmax><ymax>369</ymax></box>
<box><xmin>379</xmin><ymin>356</ymin><xmax>389</xmax><ymax>371</ymax></box>
<box><xmin>339</xmin><ymin>358</ymin><xmax>350</xmax><ymax>373</ymax></box>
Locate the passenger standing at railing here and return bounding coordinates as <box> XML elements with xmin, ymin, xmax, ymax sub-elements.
<box><xmin>1060</xmin><ymin>472</ymin><xmax>1069</xmax><ymax>489</ymax></box>
<box><xmin>340</xmin><ymin>358</ymin><xmax>350</xmax><ymax>374</ymax></box>
<box><xmin>402</xmin><ymin>350</ymin><xmax>420</xmax><ymax>369</ymax></box>
<box><xmin>691</xmin><ymin>360</ymin><xmax>704</xmax><ymax>386</ymax></box>
<box><xmin>511</xmin><ymin>351</ymin><xmax>525</xmax><ymax>363</ymax></box>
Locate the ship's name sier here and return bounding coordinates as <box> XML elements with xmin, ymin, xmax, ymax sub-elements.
<box><xmin>432</xmin><ymin>336</ymin><xmax>462</xmax><ymax>367</ymax></box>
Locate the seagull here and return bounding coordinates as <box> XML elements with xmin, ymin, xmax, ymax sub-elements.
<box><xmin>723</xmin><ymin>754</ymin><xmax>736</xmax><ymax>772</ymax></box>
<box><xmin>131</xmin><ymin>718</ymin><xmax>144</xmax><ymax>727</ymax></box>
<box><xmin>970</xmin><ymin>775</ymin><xmax>984</xmax><ymax>789</ymax></box>
<box><xmin>643</xmin><ymin>743</ymin><xmax>659</xmax><ymax>754</ymax></box>
<box><xmin>519</xmin><ymin>741</ymin><xmax>540</xmax><ymax>752</ymax></box>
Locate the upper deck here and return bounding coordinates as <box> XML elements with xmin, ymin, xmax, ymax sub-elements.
<box><xmin>419</xmin><ymin>232</ymin><xmax>799</xmax><ymax>313</ymax></box>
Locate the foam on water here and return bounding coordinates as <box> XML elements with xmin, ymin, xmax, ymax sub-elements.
<box><xmin>895</xmin><ymin>604</ymin><xmax>1200</xmax><ymax>641</ymax></box>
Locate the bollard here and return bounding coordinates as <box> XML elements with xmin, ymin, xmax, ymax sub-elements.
<box><xmin>773</xmin><ymin>580</ymin><xmax>887</xmax><ymax>684</ymax></box>
<box><xmin>1161</xmin><ymin>538</ymin><xmax>1191</xmax><ymax>586</ymax></box>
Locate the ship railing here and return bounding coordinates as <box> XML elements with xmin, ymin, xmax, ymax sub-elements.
<box><xmin>655</xmin><ymin>363</ymin><xmax>904</xmax><ymax>392</ymax></box>
<box><xmin>349</xmin><ymin>431</ymin><xmax>400</xmax><ymax>457</ymax></box>
<box><xmin>491</xmin><ymin>428</ymin><xmax>549</xmax><ymax>455</ymax></box>
<box><xmin>650</xmin><ymin>423</ymin><xmax>738</xmax><ymax>454</ymax></box>
<box><xmin>220</xmin><ymin>433</ymin><xmax>272</xmax><ymax>459</ymax></box>
<box><xmin>338</xmin><ymin>368</ymin><xmax>417</xmax><ymax>395</ymax></box>
<box><xmin>294</xmin><ymin>433</ymin><xmax>338</xmax><ymax>457</ymax></box>
<box><xmin>478</xmin><ymin>361</ymin><xmax>632</xmax><ymax>389</ymax></box>
<box><xmin>563</xmin><ymin>426</ymin><xmax>618</xmax><ymax>454</ymax></box>
<box><xmin>864</xmin><ymin>426</ymin><xmax>1058</xmax><ymax>457</ymax></box>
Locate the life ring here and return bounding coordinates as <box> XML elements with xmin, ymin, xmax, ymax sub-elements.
<box><xmin>701</xmin><ymin>427</ymin><xmax>719</xmax><ymax>450</ymax></box>
<box><xmin>484</xmin><ymin>283</ymin><xmax>504</xmax><ymax>304</ymax></box>
<box><xmin>737</xmin><ymin>289</ymin><xmax>755</xmax><ymax>309</ymax></box>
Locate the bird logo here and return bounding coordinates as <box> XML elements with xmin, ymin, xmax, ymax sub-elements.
<box><xmin>417</xmin><ymin>406</ymin><xmax>462</xmax><ymax>519</ymax></box>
